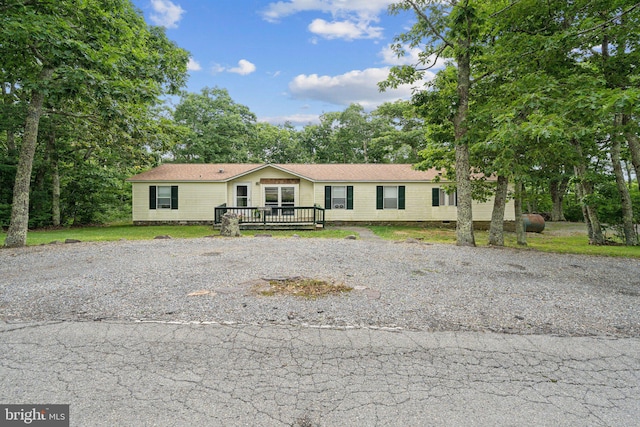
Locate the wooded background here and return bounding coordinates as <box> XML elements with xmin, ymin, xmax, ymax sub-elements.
<box><xmin>1</xmin><ymin>0</ymin><xmax>638</xmax><ymax>247</ymax></box>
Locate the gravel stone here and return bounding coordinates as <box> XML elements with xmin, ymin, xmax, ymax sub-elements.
<box><xmin>1</xmin><ymin>237</ymin><xmax>639</xmax><ymax>337</ymax></box>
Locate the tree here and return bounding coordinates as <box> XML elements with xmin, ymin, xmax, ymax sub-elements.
<box><xmin>2</xmin><ymin>0</ymin><xmax>188</xmax><ymax>246</ymax></box>
<box><xmin>382</xmin><ymin>0</ymin><xmax>491</xmax><ymax>246</ymax></box>
<box><xmin>595</xmin><ymin>2</ymin><xmax>639</xmax><ymax>245</ymax></box>
<box><xmin>371</xmin><ymin>101</ymin><xmax>426</xmax><ymax>163</ymax></box>
<box><xmin>172</xmin><ymin>87</ymin><xmax>257</xmax><ymax>163</ymax></box>
<box><xmin>252</xmin><ymin>122</ymin><xmax>310</xmax><ymax>163</ymax></box>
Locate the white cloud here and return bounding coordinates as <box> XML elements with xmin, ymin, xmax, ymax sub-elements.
<box><xmin>262</xmin><ymin>0</ymin><xmax>392</xmax><ymax>23</ymax></box>
<box><xmin>309</xmin><ymin>19</ymin><xmax>383</xmax><ymax>40</ymax></box>
<box><xmin>262</xmin><ymin>0</ymin><xmax>391</xmax><ymax>41</ymax></box>
<box><xmin>379</xmin><ymin>44</ymin><xmax>449</xmax><ymax>69</ymax></box>
<box><xmin>211</xmin><ymin>60</ymin><xmax>257</xmax><ymax>76</ymax></box>
<box><xmin>187</xmin><ymin>58</ymin><xmax>202</xmax><ymax>71</ymax></box>
<box><xmin>289</xmin><ymin>67</ymin><xmax>435</xmax><ymax>109</ymax></box>
<box><xmin>211</xmin><ymin>64</ymin><xmax>226</xmax><ymax>74</ymax></box>
<box><xmin>228</xmin><ymin>59</ymin><xmax>257</xmax><ymax>75</ymax></box>
<box><xmin>149</xmin><ymin>0</ymin><xmax>185</xmax><ymax>29</ymax></box>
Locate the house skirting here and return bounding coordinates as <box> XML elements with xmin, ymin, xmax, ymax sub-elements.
<box><xmin>327</xmin><ymin>221</ymin><xmax>516</xmax><ymax>231</ymax></box>
<box><xmin>133</xmin><ymin>220</ymin><xmax>215</xmax><ymax>226</ymax></box>
<box><xmin>133</xmin><ymin>220</ymin><xmax>516</xmax><ymax>231</ymax></box>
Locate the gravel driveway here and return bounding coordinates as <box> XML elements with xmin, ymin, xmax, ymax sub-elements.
<box><xmin>1</xmin><ymin>236</ymin><xmax>639</xmax><ymax>337</ymax></box>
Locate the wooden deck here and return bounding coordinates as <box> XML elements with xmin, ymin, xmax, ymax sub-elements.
<box><xmin>214</xmin><ymin>205</ymin><xmax>325</xmax><ymax>230</ymax></box>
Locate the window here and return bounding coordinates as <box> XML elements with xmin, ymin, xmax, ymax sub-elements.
<box><xmin>333</xmin><ymin>186</ymin><xmax>346</xmax><ymax>209</ymax></box>
<box><xmin>149</xmin><ymin>185</ymin><xmax>178</xmax><ymax>210</ymax></box>
<box><xmin>432</xmin><ymin>188</ymin><xmax>457</xmax><ymax>206</ymax></box>
<box><xmin>264</xmin><ymin>185</ymin><xmax>295</xmax><ymax>215</ymax></box>
<box><xmin>384</xmin><ymin>186</ymin><xmax>398</xmax><ymax>209</ymax></box>
<box><xmin>376</xmin><ymin>186</ymin><xmax>405</xmax><ymax>210</ymax></box>
<box><xmin>324</xmin><ymin>186</ymin><xmax>353</xmax><ymax>210</ymax></box>
<box><xmin>157</xmin><ymin>186</ymin><xmax>172</xmax><ymax>209</ymax></box>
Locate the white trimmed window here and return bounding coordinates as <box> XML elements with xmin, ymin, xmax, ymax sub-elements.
<box><xmin>324</xmin><ymin>186</ymin><xmax>353</xmax><ymax>210</ymax></box>
<box><xmin>149</xmin><ymin>185</ymin><xmax>178</xmax><ymax>210</ymax></box>
<box><xmin>157</xmin><ymin>186</ymin><xmax>172</xmax><ymax>209</ymax></box>
<box><xmin>432</xmin><ymin>188</ymin><xmax>457</xmax><ymax>206</ymax></box>
<box><xmin>376</xmin><ymin>186</ymin><xmax>405</xmax><ymax>210</ymax></box>
<box><xmin>332</xmin><ymin>186</ymin><xmax>346</xmax><ymax>209</ymax></box>
<box><xmin>264</xmin><ymin>185</ymin><xmax>297</xmax><ymax>215</ymax></box>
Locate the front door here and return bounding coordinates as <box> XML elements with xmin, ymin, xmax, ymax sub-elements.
<box><xmin>235</xmin><ymin>184</ymin><xmax>251</xmax><ymax>207</ymax></box>
<box><xmin>264</xmin><ymin>186</ymin><xmax>295</xmax><ymax>215</ymax></box>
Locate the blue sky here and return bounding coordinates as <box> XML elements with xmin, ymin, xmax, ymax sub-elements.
<box><xmin>132</xmin><ymin>0</ymin><xmax>441</xmax><ymax>126</ymax></box>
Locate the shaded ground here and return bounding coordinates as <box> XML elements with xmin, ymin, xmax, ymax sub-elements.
<box><xmin>543</xmin><ymin>221</ymin><xmax>589</xmax><ymax>236</ymax></box>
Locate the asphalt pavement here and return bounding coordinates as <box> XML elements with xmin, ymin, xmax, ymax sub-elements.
<box><xmin>1</xmin><ymin>320</ymin><xmax>638</xmax><ymax>426</ymax></box>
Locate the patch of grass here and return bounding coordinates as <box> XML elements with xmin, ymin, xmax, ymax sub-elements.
<box><xmin>0</xmin><ymin>224</ymin><xmax>354</xmax><ymax>246</ymax></box>
<box><xmin>0</xmin><ymin>224</ymin><xmax>214</xmax><ymax>246</ymax></box>
<box><xmin>369</xmin><ymin>225</ymin><xmax>457</xmax><ymax>243</ymax></box>
<box><xmin>505</xmin><ymin>233</ymin><xmax>640</xmax><ymax>258</ymax></box>
<box><xmin>368</xmin><ymin>224</ymin><xmax>640</xmax><ymax>258</ymax></box>
<box><xmin>254</xmin><ymin>277</ymin><xmax>352</xmax><ymax>299</ymax></box>
<box><xmin>3</xmin><ymin>222</ymin><xmax>638</xmax><ymax>258</ymax></box>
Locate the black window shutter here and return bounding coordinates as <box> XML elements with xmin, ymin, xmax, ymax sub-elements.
<box><xmin>432</xmin><ymin>188</ymin><xmax>439</xmax><ymax>207</ymax></box>
<box><xmin>171</xmin><ymin>186</ymin><xmax>179</xmax><ymax>210</ymax></box>
<box><xmin>398</xmin><ymin>186</ymin><xmax>405</xmax><ymax>210</ymax></box>
<box><xmin>346</xmin><ymin>186</ymin><xmax>354</xmax><ymax>210</ymax></box>
<box><xmin>324</xmin><ymin>186</ymin><xmax>331</xmax><ymax>209</ymax></box>
<box><xmin>149</xmin><ymin>186</ymin><xmax>157</xmax><ymax>210</ymax></box>
<box><xmin>376</xmin><ymin>186</ymin><xmax>383</xmax><ymax>210</ymax></box>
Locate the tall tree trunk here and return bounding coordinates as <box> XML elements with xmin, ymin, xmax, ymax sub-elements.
<box><xmin>514</xmin><ymin>180</ymin><xmax>526</xmax><ymax>246</ymax></box>
<box><xmin>571</xmin><ymin>139</ymin><xmax>604</xmax><ymax>245</ymax></box>
<box><xmin>488</xmin><ymin>175</ymin><xmax>508</xmax><ymax>246</ymax></box>
<box><xmin>611</xmin><ymin>115</ymin><xmax>638</xmax><ymax>245</ymax></box>
<box><xmin>549</xmin><ymin>177</ymin><xmax>568</xmax><ymax>221</ymax></box>
<box><xmin>453</xmin><ymin>41</ymin><xmax>475</xmax><ymax>247</ymax></box>
<box><xmin>574</xmin><ymin>170</ymin><xmax>594</xmax><ymax>240</ymax></box>
<box><xmin>46</xmin><ymin>130</ymin><xmax>61</xmax><ymax>227</ymax></box>
<box><xmin>4</xmin><ymin>68</ymin><xmax>53</xmax><ymax>248</ymax></box>
<box><xmin>624</xmin><ymin>116</ymin><xmax>640</xmax><ymax>192</ymax></box>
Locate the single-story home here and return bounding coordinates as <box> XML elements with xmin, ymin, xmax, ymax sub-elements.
<box><xmin>127</xmin><ymin>163</ymin><xmax>515</xmax><ymax>228</ymax></box>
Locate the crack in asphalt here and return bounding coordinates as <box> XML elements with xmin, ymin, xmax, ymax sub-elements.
<box><xmin>1</xmin><ymin>321</ymin><xmax>638</xmax><ymax>426</ymax></box>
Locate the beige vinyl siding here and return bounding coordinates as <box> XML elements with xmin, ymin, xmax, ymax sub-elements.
<box><xmin>297</xmin><ymin>179</ymin><xmax>314</xmax><ymax>206</ymax></box>
<box><xmin>317</xmin><ymin>182</ymin><xmax>429</xmax><ymax>222</ymax></box>
<box><xmin>427</xmin><ymin>184</ymin><xmax>516</xmax><ymax>221</ymax></box>
<box><xmin>131</xmin><ymin>168</ymin><xmax>516</xmax><ymax>223</ymax></box>
<box><xmin>132</xmin><ymin>182</ymin><xmax>226</xmax><ymax>222</ymax></box>
<box><xmin>472</xmin><ymin>197</ymin><xmax>516</xmax><ymax>221</ymax></box>
<box><xmin>317</xmin><ymin>182</ymin><xmax>516</xmax><ymax>222</ymax></box>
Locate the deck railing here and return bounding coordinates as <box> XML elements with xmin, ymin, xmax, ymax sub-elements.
<box><xmin>214</xmin><ymin>204</ymin><xmax>325</xmax><ymax>227</ymax></box>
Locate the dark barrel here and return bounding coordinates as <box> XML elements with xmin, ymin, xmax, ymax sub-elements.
<box><xmin>522</xmin><ymin>214</ymin><xmax>545</xmax><ymax>233</ymax></box>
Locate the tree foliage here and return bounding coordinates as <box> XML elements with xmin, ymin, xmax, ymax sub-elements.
<box><xmin>2</xmin><ymin>0</ymin><xmax>638</xmax><ymax>248</ymax></box>
<box><xmin>171</xmin><ymin>87</ymin><xmax>257</xmax><ymax>163</ymax></box>
<box><xmin>380</xmin><ymin>0</ymin><xmax>640</xmax><ymax>246</ymax></box>
<box><xmin>1</xmin><ymin>0</ymin><xmax>188</xmax><ymax>246</ymax></box>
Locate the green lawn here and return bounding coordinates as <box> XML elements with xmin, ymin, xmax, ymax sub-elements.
<box><xmin>1</xmin><ymin>222</ymin><xmax>638</xmax><ymax>258</ymax></box>
<box><xmin>368</xmin><ymin>224</ymin><xmax>640</xmax><ymax>258</ymax></box>
<box><xmin>0</xmin><ymin>223</ymin><xmax>353</xmax><ymax>246</ymax></box>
